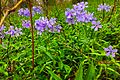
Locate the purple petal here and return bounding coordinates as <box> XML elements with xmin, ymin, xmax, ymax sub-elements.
<box><xmin>106</xmin><ymin>52</ymin><xmax>110</xmax><ymax>56</ymax></box>
<box><xmin>91</xmin><ymin>26</ymin><xmax>95</xmax><ymax>29</ymax></box>
<box><xmin>92</xmin><ymin>21</ymin><xmax>96</xmax><ymax>25</ymax></box>
<box><xmin>108</xmin><ymin>45</ymin><xmax>113</xmax><ymax>51</ymax></box>
<box><xmin>98</xmin><ymin>25</ymin><xmax>102</xmax><ymax>28</ymax></box>
<box><xmin>112</xmin><ymin>53</ymin><xmax>115</xmax><ymax>57</ymax></box>
<box><xmin>112</xmin><ymin>49</ymin><xmax>118</xmax><ymax>53</ymax></box>
<box><xmin>10</xmin><ymin>26</ymin><xmax>14</xmax><ymax>29</ymax></box>
<box><xmin>94</xmin><ymin>27</ymin><xmax>98</xmax><ymax>31</ymax></box>
<box><xmin>104</xmin><ymin>48</ymin><xmax>110</xmax><ymax>51</ymax></box>
<box><xmin>96</xmin><ymin>21</ymin><xmax>100</xmax><ymax>25</ymax></box>
<box><xmin>0</xmin><ymin>25</ymin><xmax>6</xmax><ymax>31</ymax></box>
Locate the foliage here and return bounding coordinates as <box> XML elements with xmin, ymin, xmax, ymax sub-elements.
<box><xmin>0</xmin><ymin>0</ymin><xmax>120</xmax><ymax>80</ymax></box>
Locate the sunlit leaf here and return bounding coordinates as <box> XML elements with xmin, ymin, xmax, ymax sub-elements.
<box><xmin>75</xmin><ymin>63</ymin><xmax>83</xmax><ymax>80</ymax></box>
<box><xmin>47</xmin><ymin>69</ymin><xmax>62</xmax><ymax>80</ymax></box>
<box><xmin>86</xmin><ymin>61</ymin><xmax>95</xmax><ymax>80</ymax></box>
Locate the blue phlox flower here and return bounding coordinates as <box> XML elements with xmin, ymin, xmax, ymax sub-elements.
<box><xmin>22</xmin><ymin>20</ymin><xmax>31</xmax><ymax>28</ymax></box>
<box><xmin>104</xmin><ymin>45</ymin><xmax>118</xmax><ymax>57</ymax></box>
<box><xmin>91</xmin><ymin>21</ymin><xmax>102</xmax><ymax>31</ymax></box>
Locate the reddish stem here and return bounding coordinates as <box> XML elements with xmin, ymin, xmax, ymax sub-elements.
<box><xmin>28</xmin><ymin>0</ymin><xmax>34</xmax><ymax>69</ymax></box>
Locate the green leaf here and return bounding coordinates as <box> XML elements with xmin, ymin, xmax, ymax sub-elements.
<box><xmin>0</xmin><ymin>68</ymin><xmax>8</xmax><ymax>76</ymax></box>
<box><xmin>107</xmin><ymin>68</ymin><xmax>120</xmax><ymax>76</ymax></box>
<box><xmin>111</xmin><ymin>57</ymin><xmax>120</xmax><ymax>67</ymax></box>
<box><xmin>86</xmin><ymin>61</ymin><xmax>95</xmax><ymax>80</ymax></box>
<box><xmin>114</xmin><ymin>62</ymin><xmax>120</xmax><ymax>67</ymax></box>
<box><xmin>47</xmin><ymin>69</ymin><xmax>62</xmax><ymax>80</ymax></box>
<box><xmin>87</xmin><ymin>53</ymin><xmax>106</xmax><ymax>56</ymax></box>
<box><xmin>64</xmin><ymin>64</ymin><xmax>71</xmax><ymax>74</ymax></box>
<box><xmin>3</xmin><ymin>72</ymin><xmax>8</xmax><ymax>76</ymax></box>
<box><xmin>58</xmin><ymin>59</ymin><xmax>63</xmax><ymax>70</ymax></box>
<box><xmin>45</xmin><ymin>52</ymin><xmax>54</xmax><ymax>60</ymax></box>
<box><xmin>64</xmin><ymin>64</ymin><xmax>72</xmax><ymax>78</ymax></box>
<box><xmin>96</xmin><ymin>66</ymin><xmax>103</xmax><ymax>80</ymax></box>
<box><xmin>40</xmin><ymin>61</ymin><xmax>52</xmax><ymax>73</ymax></box>
<box><xmin>75</xmin><ymin>63</ymin><xmax>83</xmax><ymax>80</ymax></box>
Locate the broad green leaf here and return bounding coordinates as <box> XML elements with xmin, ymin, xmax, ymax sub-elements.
<box><xmin>0</xmin><ymin>68</ymin><xmax>8</xmax><ymax>76</ymax></box>
<box><xmin>47</xmin><ymin>69</ymin><xmax>62</xmax><ymax>80</ymax></box>
<box><xmin>75</xmin><ymin>63</ymin><xmax>83</xmax><ymax>80</ymax></box>
<box><xmin>86</xmin><ymin>61</ymin><xmax>95</xmax><ymax>80</ymax></box>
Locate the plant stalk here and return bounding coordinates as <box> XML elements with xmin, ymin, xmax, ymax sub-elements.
<box><xmin>107</xmin><ymin>0</ymin><xmax>116</xmax><ymax>22</ymax></box>
<box><xmin>102</xmin><ymin>0</ymin><xmax>105</xmax><ymax>20</ymax></box>
<box><xmin>28</xmin><ymin>0</ymin><xmax>34</xmax><ymax>69</ymax></box>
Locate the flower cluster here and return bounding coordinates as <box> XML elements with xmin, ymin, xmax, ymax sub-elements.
<box><xmin>65</xmin><ymin>2</ymin><xmax>90</xmax><ymax>25</ymax></box>
<box><xmin>33</xmin><ymin>6</ymin><xmax>42</xmax><ymax>14</ymax></box>
<box><xmin>22</xmin><ymin>20</ymin><xmax>31</xmax><ymax>28</ymax></box>
<box><xmin>35</xmin><ymin>17</ymin><xmax>62</xmax><ymax>35</ymax></box>
<box><xmin>35</xmin><ymin>17</ymin><xmax>48</xmax><ymax>35</ymax></box>
<box><xmin>47</xmin><ymin>18</ymin><xmax>62</xmax><ymax>32</ymax></box>
<box><xmin>18</xmin><ymin>6</ymin><xmax>42</xmax><ymax>17</ymax></box>
<box><xmin>0</xmin><ymin>25</ymin><xmax>6</xmax><ymax>38</ymax></box>
<box><xmin>18</xmin><ymin>8</ymin><xmax>31</xmax><ymax>17</ymax></box>
<box><xmin>65</xmin><ymin>2</ymin><xmax>101</xmax><ymax>31</ymax></box>
<box><xmin>5</xmin><ymin>26</ymin><xmax>22</xmax><ymax>37</ymax></box>
<box><xmin>65</xmin><ymin>8</ymin><xmax>75</xmax><ymax>24</ymax></box>
<box><xmin>104</xmin><ymin>45</ymin><xmax>118</xmax><ymax>57</ymax></box>
<box><xmin>98</xmin><ymin>3</ymin><xmax>111</xmax><ymax>12</ymax></box>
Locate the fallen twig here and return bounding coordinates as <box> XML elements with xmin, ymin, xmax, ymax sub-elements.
<box><xmin>0</xmin><ymin>0</ymin><xmax>25</xmax><ymax>27</ymax></box>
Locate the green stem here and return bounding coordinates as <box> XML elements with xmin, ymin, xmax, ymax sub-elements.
<box><xmin>102</xmin><ymin>1</ymin><xmax>105</xmax><ymax>20</ymax></box>
<box><xmin>82</xmin><ymin>23</ymin><xmax>87</xmax><ymax>38</ymax></box>
<box><xmin>107</xmin><ymin>0</ymin><xmax>116</xmax><ymax>22</ymax></box>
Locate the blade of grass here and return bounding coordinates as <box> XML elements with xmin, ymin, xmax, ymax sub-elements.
<box><xmin>47</xmin><ymin>69</ymin><xmax>62</xmax><ymax>80</ymax></box>
<box><xmin>96</xmin><ymin>66</ymin><xmax>103</xmax><ymax>80</ymax></box>
<box><xmin>107</xmin><ymin>68</ymin><xmax>120</xmax><ymax>76</ymax></box>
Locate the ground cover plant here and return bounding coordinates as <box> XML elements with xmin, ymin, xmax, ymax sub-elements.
<box><xmin>0</xmin><ymin>0</ymin><xmax>120</xmax><ymax>80</ymax></box>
